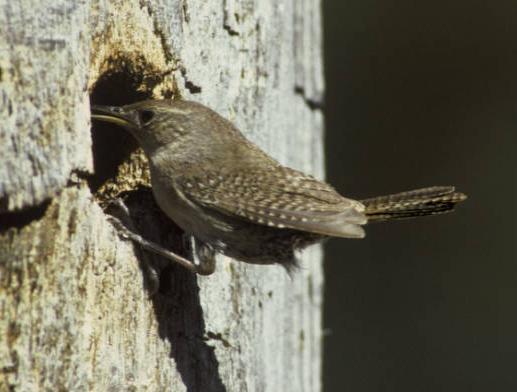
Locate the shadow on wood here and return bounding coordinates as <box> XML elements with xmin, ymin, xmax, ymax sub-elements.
<box><xmin>117</xmin><ymin>189</ymin><xmax>226</xmax><ymax>392</ymax></box>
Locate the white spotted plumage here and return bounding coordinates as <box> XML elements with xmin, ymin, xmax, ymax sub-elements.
<box><xmin>176</xmin><ymin>166</ymin><xmax>367</xmax><ymax>238</ymax></box>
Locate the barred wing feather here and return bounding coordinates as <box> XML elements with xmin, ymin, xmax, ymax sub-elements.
<box><xmin>176</xmin><ymin>168</ymin><xmax>367</xmax><ymax>238</ymax></box>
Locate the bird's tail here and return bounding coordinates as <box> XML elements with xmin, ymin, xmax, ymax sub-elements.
<box><xmin>360</xmin><ymin>186</ymin><xmax>467</xmax><ymax>222</ymax></box>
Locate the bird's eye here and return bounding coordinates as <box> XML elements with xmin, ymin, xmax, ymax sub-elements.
<box><xmin>139</xmin><ymin>110</ymin><xmax>154</xmax><ymax>125</ymax></box>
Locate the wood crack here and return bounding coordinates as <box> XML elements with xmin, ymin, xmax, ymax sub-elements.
<box><xmin>294</xmin><ymin>85</ymin><xmax>324</xmax><ymax>111</ymax></box>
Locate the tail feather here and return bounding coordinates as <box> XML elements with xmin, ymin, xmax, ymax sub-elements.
<box><xmin>361</xmin><ymin>186</ymin><xmax>467</xmax><ymax>222</ymax></box>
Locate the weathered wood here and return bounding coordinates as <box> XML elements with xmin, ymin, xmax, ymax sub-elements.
<box><xmin>0</xmin><ymin>1</ymin><xmax>324</xmax><ymax>390</ymax></box>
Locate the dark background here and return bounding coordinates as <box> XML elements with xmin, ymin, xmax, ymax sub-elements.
<box><xmin>323</xmin><ymin>1</ymin><xmax>516</xmax><ymax>391</ymax></box>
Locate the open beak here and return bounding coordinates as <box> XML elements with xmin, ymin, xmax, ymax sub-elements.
<box><xmin>91</xmin><ymin>105</ymin><xmax>136</xmax><ymax>128</ymax></box>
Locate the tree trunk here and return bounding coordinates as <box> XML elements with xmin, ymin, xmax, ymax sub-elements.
<box><xmin>0</xmin><ymin>1</ymin><xmax>324</xmax><ymax>390</ymax></box>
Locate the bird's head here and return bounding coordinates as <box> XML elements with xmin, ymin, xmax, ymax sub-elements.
<box><xmin>92</xmin><ymin>100</ymin><xmax>219</xmax><ymax>154</ymax></box>
<box><xmin>91</xmin><ymin>99</ymin><xmax>276</xmax><ymax>172</ymax></box>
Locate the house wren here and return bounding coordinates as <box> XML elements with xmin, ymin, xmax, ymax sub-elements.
<box><xmin>91</xmin><ymin>100</ymin><xmax>466</xmax><ymax>275</ymax></box>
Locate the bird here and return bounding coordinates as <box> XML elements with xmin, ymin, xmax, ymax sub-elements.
<box><xmin>91</xmin><ymin>100</ymin><xmax>466</xmax><ymax>275</ymax></box>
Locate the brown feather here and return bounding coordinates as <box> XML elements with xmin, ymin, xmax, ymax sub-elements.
<box><xmin>361</xmin><ymin>186</ymin><xmax>467</xmax><ymax>221</ymax></box>
<box><xmin>176</xmin><ymin>167</ymin><xmax>367</xmax><ymax>238</ymax></box>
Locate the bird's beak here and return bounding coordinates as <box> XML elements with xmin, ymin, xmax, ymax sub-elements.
<box><xmin>91</xmin><ymin>105</ymin><xmax>137</xmax><ymax>128</ymax></box>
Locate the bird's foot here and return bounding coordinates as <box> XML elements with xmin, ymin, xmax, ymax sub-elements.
<box><xmin>107</xmin><ymin>198</ymin><xmax>216</xmax><ymax>277</ymax></box>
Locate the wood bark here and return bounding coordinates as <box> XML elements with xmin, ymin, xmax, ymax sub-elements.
<box><xmin>0</xmin><ymin>1</ymin><xmax>324</xmax><ymax>390</ymax></box>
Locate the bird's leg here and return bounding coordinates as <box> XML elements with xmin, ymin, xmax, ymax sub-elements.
<box><xmin>107</xmin><ymin>198</ymin><xmax>213</xmax><ymax>275</ymax></box>
<box><xmin>180</xmin><ymin>234</ymin><xmax>217</xmax><ymax>275</ymax></box>
<box><xmin>192</xmin><ymin>239</ymin><xmax>217</xmax><ymax>275</ymax></box>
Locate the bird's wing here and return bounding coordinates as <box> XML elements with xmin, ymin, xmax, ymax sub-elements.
<box><xmin>175</xmin><ymin>167</ymin><xmax>367</xmax><ymax>238</ymax></box>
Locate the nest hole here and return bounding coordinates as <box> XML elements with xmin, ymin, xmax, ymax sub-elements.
<box><xmin>88</xmin><ymin>65</ymin><xmax>153</xmax><ymax>194</ymax></box>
